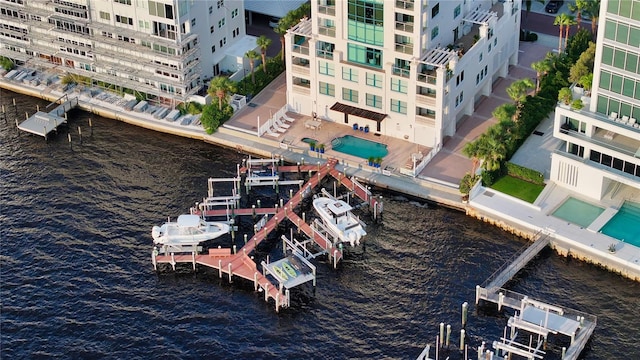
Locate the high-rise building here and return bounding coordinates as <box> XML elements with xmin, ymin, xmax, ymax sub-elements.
<box><xmin>551</xmin><ymin>0</ymin><xmax>640</xmax><ymax>200</ymax></box>
<box><xmin>0</xmin><ymin>0</ymin><xmax>255</xmax><ymax>105</ymax></box>
<box><xmin>283</xmin><ymin>0</ymin><xmax>522</xmax><ymax>150</ymax></box>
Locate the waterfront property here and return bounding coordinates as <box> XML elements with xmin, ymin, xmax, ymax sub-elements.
<box><xmin>283</xmin><ymin>0</ymin><xmax>522</xmax><ymax>153</ymax></box>
<box><xmin>0</xmin><ymin>0</ymin><xmax>258</xmax><ymax>106</ymax></box>
<box><xmin>550</xmin><ymin>0</ymin><xmax>640</xmax><ymax>201</ymax></box>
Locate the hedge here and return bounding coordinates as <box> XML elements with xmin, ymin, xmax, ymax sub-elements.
<box><xmin>506</xmin><ymin>162</ymin><xmax>544</xmax><ymax>185</ymax></box>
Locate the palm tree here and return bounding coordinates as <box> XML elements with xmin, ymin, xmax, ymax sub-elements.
<box><xmin>531</xmin><ymin>59</ymin><xmax>552</xmax><ymax>94</ymax></box>
<box><xmin>244</xmin><ymin>50</ymin><xmax>260</xmax><ymax>84</ymax></box>
<box><xmin>506</xmin><ymin>78</ymin><xmax>535</xmax><ymax>121</ymax></box>
<box><xmin>273</xmin><ymin>14</ymin><xmax>293</xmax><ymax>64</ymax></box>
<box><xmin>563</xmin><ymin>15</ymin><xmax>577</xmax><ymax>50</ymax></box>
<box><xmin>207</xmin><ymin>76</ymin><xmax>237</xmax><ymax>110</ymax></box>
<box><xmin>256</xmin><ymin>35</ymin><xmax>272</xmax><ymax>74</ymax></box>
<box><xmin>568</xmin><ymin>0</ymin><xmax>588</xmax><ymax>29</ymax></box>
<box><xmin>477</xmin><ymin>133</ymin><xmax>507</xmax><ymax>171</ymax></box>
<box><xmin>583</xmin><ymin>0</ymin><xmax>601</xmax><ymax>40</ymax></box>
<box><xmin>462</xmin><ymin>140</ymin><xmax>481</xmax><ymax>176</ymax></box>
<box><xmin>553</xmin><ymin>14</ymin><xmax>566</xmax><ymax>53</ymax></box>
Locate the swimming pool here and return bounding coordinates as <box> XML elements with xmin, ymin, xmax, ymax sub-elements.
<box><xmin>600</xmin><ymin>201</ymin><xmax>640</xmax><ymax>246</ymax></box>
<box><xmin>552</xmin><ymin>197</ymin><xmax>604</xmax><ymax>228</ymax></box>
<box><xmin>331</xmin><ymin>135</ymin><xmax>388</xmax><ymax>159</ymax></box>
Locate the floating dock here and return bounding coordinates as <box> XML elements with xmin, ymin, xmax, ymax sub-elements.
<box><xmin>17</xmin><ymin>94</ymin><xmax>78</xmax><ymax>138</ymax></box>
<box><xmin>152</xmin><ymin>157</ymin><xmax>382</xmax><ymax>311</ymax></box>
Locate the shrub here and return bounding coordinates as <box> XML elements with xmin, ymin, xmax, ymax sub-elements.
<box><xmin>505</xmin><ymin>162</ymin><xmax>544</xmax><ymax>185</ymax></box>
<box><xmin>459</xmin><ymin>173</ymin><xmax>479</xmax><ymax>195</ymax></box>
<box><xmin>481</xmin><ymin>169</ymin><xmax>503</xmax><ymax>187</ymax></box>
<box><xmin>0</xmin><ymin>56</ymin><xmax>14</xmax><ymax>71</ymax></box>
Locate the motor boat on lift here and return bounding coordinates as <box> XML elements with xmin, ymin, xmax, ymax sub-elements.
<box><xmin>151</xmin><ymin>214</ymin><xmax>230</xmax><ymax>246</ymax></box>
<box><xmin>312</xmin><ymin>194</ymin><xmax>366</xmax><ymax>247</ymax></box>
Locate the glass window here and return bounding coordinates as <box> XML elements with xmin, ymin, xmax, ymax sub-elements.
<box><xmin>390</xmin><ymin>78</ymin><xmax>407</xmax><ymax>93</ymax></box>
<box><xmin>319</xmin><ymin>82</ymin><xmax>335</xmax><ymax>96</ymax></box>
<box><xmin>342</xmin><ymin>88</ymin><xmax>359</xmax><ymax>103</ymax></box>
<box><xmin>431</xmin><ymin>26</ymin><xmax>439</xmax><ymax>40</ymax></box>
<box><xmin>613</xmin><ymin>49</ymin><xmax>626</xmax><ymax>69</ymax></box>
<box><xmin>366</xmin><ymin>93</ymin><xmax>382</xmax><ymax>108</ymax></box>
<box><xmin>454</xmin><ymin>5</ymin><xmax>461</xmax><ymax>18</ymax></box>
<box><xmin>347</xmin><ymin>43</ymin><xmax>381</xmax><ymax>67</ymax></box>
<box><xmin>347</xmin><ymin>0</ymin><xmax>384</xmax><ymax>45</ymax></box>
<box><xmin>599</xmin><ymin>71</ymin><xmax>611</xmax><ymax>90</ymax></box>
<box><xmin>342</xmin><ymin>67</ymin><xmax>359</xmax><ymax>82</ymax></box>
<box><xmin>611</xmin><ymin>74</ymin><xmax>622</xmax><ymax>93</ymax></box>
<box><xmin>601</xmin><ymin>46</ymin><xmax>613</xmax><ymax>65</ymax></box>
<box><xmin>366</xmin><ymin>73</ymin><xmax>382</xmax><ymax>88</ymax></box>
<box><xmin>318</xmin><ymin>61</ymin><xmax>334</xmax><ymax>76</ymax></box>
<box><xmin>629</xmin><ymin>26</ymin><xmax>640</xmax><ymax>47</ymax></box>
<box><xmin>431</xmin><ymin>3</ymin><xmax>439</xmax><ymax>18</ymax></box>
<box><xmin>390</xmin><ymin>99</ymin><xmax>407</xmax><ymax>114</ymax></box>
<box><xmin>625</xmin><ymin>53</ymin><xmax>638</xmax><ymax>73</ymax></box>
<box><xmin>622</xmin><ymin>78</ymin><xmax>635</xmax><ymax>97</ymax></box>
<box><xmin>616</xmin><ymin>23</ymin><xmax>629</xmax><ymax>43</ymax></box>
<box><xmin>604</xmin><ymin>20</ymin><xmax>617</xmax><ymax>40</ymax></box>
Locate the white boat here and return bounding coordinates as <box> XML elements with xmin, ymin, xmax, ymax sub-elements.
<box><xmin>312</xmin><ymin>196</ymin><xmax>366</xmax><ymax>247</ymax></box>
<box><xmin>151</xmin><ymin>214</ymin><xmax>230</xmax><ymax>246</ymax></box>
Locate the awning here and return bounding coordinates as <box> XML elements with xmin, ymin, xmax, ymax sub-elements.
<box><xmin>330</xmin><ymin>102</ymin><xmax>387</xmax><ymax>122</ymax></box>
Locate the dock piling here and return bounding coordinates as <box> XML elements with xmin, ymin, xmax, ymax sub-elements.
<box><xmin>446</xmin><ymin>324</ymin><xmax>451</xmax><ymax>347</ymax></box>
<box><xmin>78</xmin><ymin>126</ymin><xmax>82</xmax><ymax>144</ymax></box>
<box><xmin>89</xmin><ymin>118</ymin><xmax>93</xmax><ymax>135</ymax></box>
<box><xmin>439</xmin><ymin>323</ymin><xmax>444</xmax><ymax>347</ymax></box>
<box><xmin>462</xmin><ymin>302</ymin><xmax>468</xmax><ymax>327</ymax></box>
<box><xmin>68</xmin><ymin>133</ymin><xmax>72</xmax><ymax>149</ymax></box>
<box><xmin>460</xmin><ymin>329</ymin><xmax>465</xmax><ymax>351</ymax></box>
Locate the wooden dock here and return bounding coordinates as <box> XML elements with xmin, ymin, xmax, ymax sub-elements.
<box><xmin>153</xmin><ymin>158</ymin><xmax>378</xmax><ymax>311</ymax></box>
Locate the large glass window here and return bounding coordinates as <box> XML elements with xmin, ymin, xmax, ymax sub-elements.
<box><xmin>347</xmin><ymin>43</ymin><xmax>382</xmax><ymax>67</ymax></box>
<box><xmin>391</xmin><ymin>78</ymin><xmax>407</xmax><ymax>93</ymax></box>
<box><xmin>347</xmin><ymin>0</ymin><xmax>384</xmax><ymax>45</ymax></box>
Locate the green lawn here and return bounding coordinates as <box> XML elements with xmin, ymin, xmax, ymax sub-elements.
<box><xmin>490</xmin><ymin>175</ymin><xmax>545</xmax><ymax>203</ymax></box>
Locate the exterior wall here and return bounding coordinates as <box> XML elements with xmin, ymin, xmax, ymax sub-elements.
<box><xmin>0</xmin><ymin>0</ymin><xmax>250</xmax><ymax>103</ymax></box>
<box><xmin>284</xmin><ymin>0</ymin><xmax>521</xmax><ymax>149</ymax></box>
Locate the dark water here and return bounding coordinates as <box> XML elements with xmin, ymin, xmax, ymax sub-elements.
<box><xmin>1</xmin><ymin>90</ymin><xmax>639</xmax><ymax>359</ymax></box>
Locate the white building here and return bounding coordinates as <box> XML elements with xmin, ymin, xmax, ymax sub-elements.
<box><xmin>283</xmin><ymin>0</ymin><xmax>522</xmax><ymax>150</ymax></box>
<box><xmin>551</xmin><ymin>0</ymin><xmax>640</xmax><ymax>200</ymax></box>
<box><xmin>0</xmin><ymin>0</ymin><xmax>257</xmax><ymax>105</ymax></box>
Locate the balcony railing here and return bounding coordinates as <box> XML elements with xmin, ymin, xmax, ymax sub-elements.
<box><xmin>318</xmin><ymin>26</ymin><xmax>336</xmax><ymax>37</ymax></box>
<box><xmin>292</xmin><ymin>84</ymin><xmax>311</xmax><ymax>96</ymax></box>
<box><xmin>415</xmin><ymin>114</ymin><xmax>436</xmax><ymax>126</ymax></box>
<box><xmin>416</xmin><ymin>93</ymin><xmax>436</xmax><ymax>107</ymax></box>
<box><xmin>395</xmin><ymin>43</ymin><xmax>413</xmax><ymax>55</ymax></box>
<box><xmin>392</xmin><ymin>66</ymin><xmax>410</xmax><ymax>78</ymax></box>
<box><xmin>318</xmin><ymin>5</ymin><xmax>336</xmax><ymax>16</ymax></box>
<box><xmin>292</xmin><ymin>44</ymin><xmax>310</xmax><ymax>55</ymax></box>
<box><xmin>395</xmin><ymin>0</ymin><xmax>414</xmax><ymax>10</ymax></box>
<box><xmin>395</xmin><ymin>21</ymin><xmax>414</xmax><ymax>33</ymax></box>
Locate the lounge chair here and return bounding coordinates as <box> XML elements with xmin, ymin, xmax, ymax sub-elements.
<box><xmin>282</xmin><ymin>113</ymin><xmax>296</xmax><ymax>122</ymax></box>
<box><xmin>265</xmin><ymin>128</ymin><xmax>280</xmax><ymax>138</ymax></box>
<box><xmin>609</xmin><ymin>112</ymin><xmax>618</xmax><ymax>121</ymax></box>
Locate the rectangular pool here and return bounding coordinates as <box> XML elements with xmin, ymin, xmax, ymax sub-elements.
<box><xmin>600</xmin><ymin>201</ymin><xmax>640</xmax><ymax>246</ymax></box>
<box><xmin>552</xmin><ymin>197</ymin><xmax>604</xmax><ymax>228</ymax></box>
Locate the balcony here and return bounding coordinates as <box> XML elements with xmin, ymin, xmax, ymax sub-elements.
<box><xmin>318</xmin><ymin>4</ymin><xmax>335</xmax><ymax>16</ymax></box>
<box><xmin>395</xmin><ymin>21</ymin><xmax>414</xmax><ymax>33</ymax></box>
<box><xmin>395</xmin><ymin>0</ymin><xmax>414</xmax><ymax>10</ymax></box>
<box><xmin>318</xmin><ymin>25</ymin><xmax>336</xmax><ymax>37</ymax></box>
<box><xmin>416</xmin><ymin>93</ymin><xmax>436</xmax><ymax>107</ymax></box>
<box><xmin>291</xmin><ymin>57</ymin><xmax>310</xmax><ymax>75</ymax></box>
<box><xmin>395</xmin><ymin>42</ymin><xmax>413</xmax><ymax>55</ymax></box>
<box><xmin>415</xmin><ymin>114</ymin><xmax>436</xmax><ymax>126</ymax></box>
<box><xmin>392</xmin><ymin>66</ymin><xmax>410</xmax><ymax>78</ymax></box>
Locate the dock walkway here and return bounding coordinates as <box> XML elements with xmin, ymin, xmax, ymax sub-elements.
<box><xmin>153</xmin><ymin>158</ymin><xmax>371</xmax><ymax>311</ymax></box>
<box><xmin>17</xmin><ymin>95</ymin><xmax>77</xmax><ymax>137</ymax></box>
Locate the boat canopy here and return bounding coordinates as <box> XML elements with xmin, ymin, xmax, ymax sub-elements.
<box><xmin>327</xmin><ymin>201</ymin><xmax>352</xmax><ymax>216</ymax></box>
<box><xmin>177</xmin><ymin>214</ymin><xmax>201</xmax><ymax>228</ymax></box>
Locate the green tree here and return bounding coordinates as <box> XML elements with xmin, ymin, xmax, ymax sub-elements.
<box><xmin>207</xmin><ymin>76</ymin><xmax>237</xmax><ymax>110</ymax></box>
<box><xmin>531</xmin><ymin>59</ymin><xmax>552</xmax><ymax>94</ymax></box>
<box><xmin>569</xmin><ymin>41</ymin><xmax>595</xmax><ymax>84</ymax></box>
<box><xmin>563</xmin><ymin>15</ymin><xmax>577</xmax><ymax>51</ymax></box>
<box><xmin>476</xmin><ymin>133</ymin><xmax>507</xmax><ymax>172</ymax></box>
<box><xmin>273</xmin><ymin>14</ymin><xmax>293</xmax><ymax>64</ymax></box>
<box><xmin>244</xmin><ymin>50</ymin><xmax>260</xmax><ymax>84</ymax></box>
<box><xmin>256</xmin><ymin>35</ymin><xmax>272</xmax><ymax>74</ymax></box>
<box><xmin>554</xmin><ymin>13</ymin><xmax>575</xmax><ymax>53</ymax></box>
<box><xmin>568</xmin><ymin>0</ymin><xmax>588</xmax><ymax>29</ymax></box>
<box><xmin>462</xmin><ymin>140</ymin><xmax>481</xmax><ymax>175</ymax></box>
<box><xmin>506</xmin><ymin>78</ymin><xmax>535</xmax><ymax>121</ymax></box>
<box><xmin>493</xmin><ymin>103</ymin><xmax>517</xmax><ymax>122</ymax></box>
<box><xmin>582</xmin><ymin>0</ymin><xmax>601</xmax><ymax>40</ymax></box>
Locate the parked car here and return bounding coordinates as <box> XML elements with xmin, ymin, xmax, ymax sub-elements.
<box><xmin>268</xmin><ymin>17</ymin><xmax>280</xmax><ymax>28</ymax></box>
<box><xmin>545</xmin><ymin>0</ymin><xmax>563</xmax><ymax>13</ymax></box>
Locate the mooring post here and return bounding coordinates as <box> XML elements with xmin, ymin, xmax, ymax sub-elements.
<box><xmin>244</xmin><ymin>234</ymin><xmax>248</xmax><ymax>245</ymax></box>
<box><xmin>218</xmin><ymin>259</ymin><xmax>222</xmax><ymax>278</ymax></box>
<box><xmin>446</xmin><ymin>324</ymin><xmax>451</xmax><ymax>347</ymax></box>
<box><xmin>89</xmin><ymin>118</ymin><xmax>93</xmax><ymax>135</ymax></box>
<box><xmin>228</xmin><ymin>263</ymin><xmax>233</xmax><ymax>283</ymax></box>
<box><xmin>460</xmin><ymin>329</ymin><xmax>465</xmax><ymax>351</ymax></box>
<box><xmin>233</xmin><ymin>245</ymin><xmax>236</xmax><ymax>254</ymax></box>
<box><xmin>78</xmin><ymin>126</ymin><xmax>82</xmax><ymax>144</ymax></box>
<box><xmin>439</xmin><ymin>323</ymin><xmax>444</xmax><ymax>347</ymax></box>
<box><xmin>462</xmin><ymin>302</ymin><xmax>468</xmax><ymax>327</ymax></box>
<box><xmin>68</xmin><ymin>133</ymin><xmax>72</xmax><ymax>149</ymax></box>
